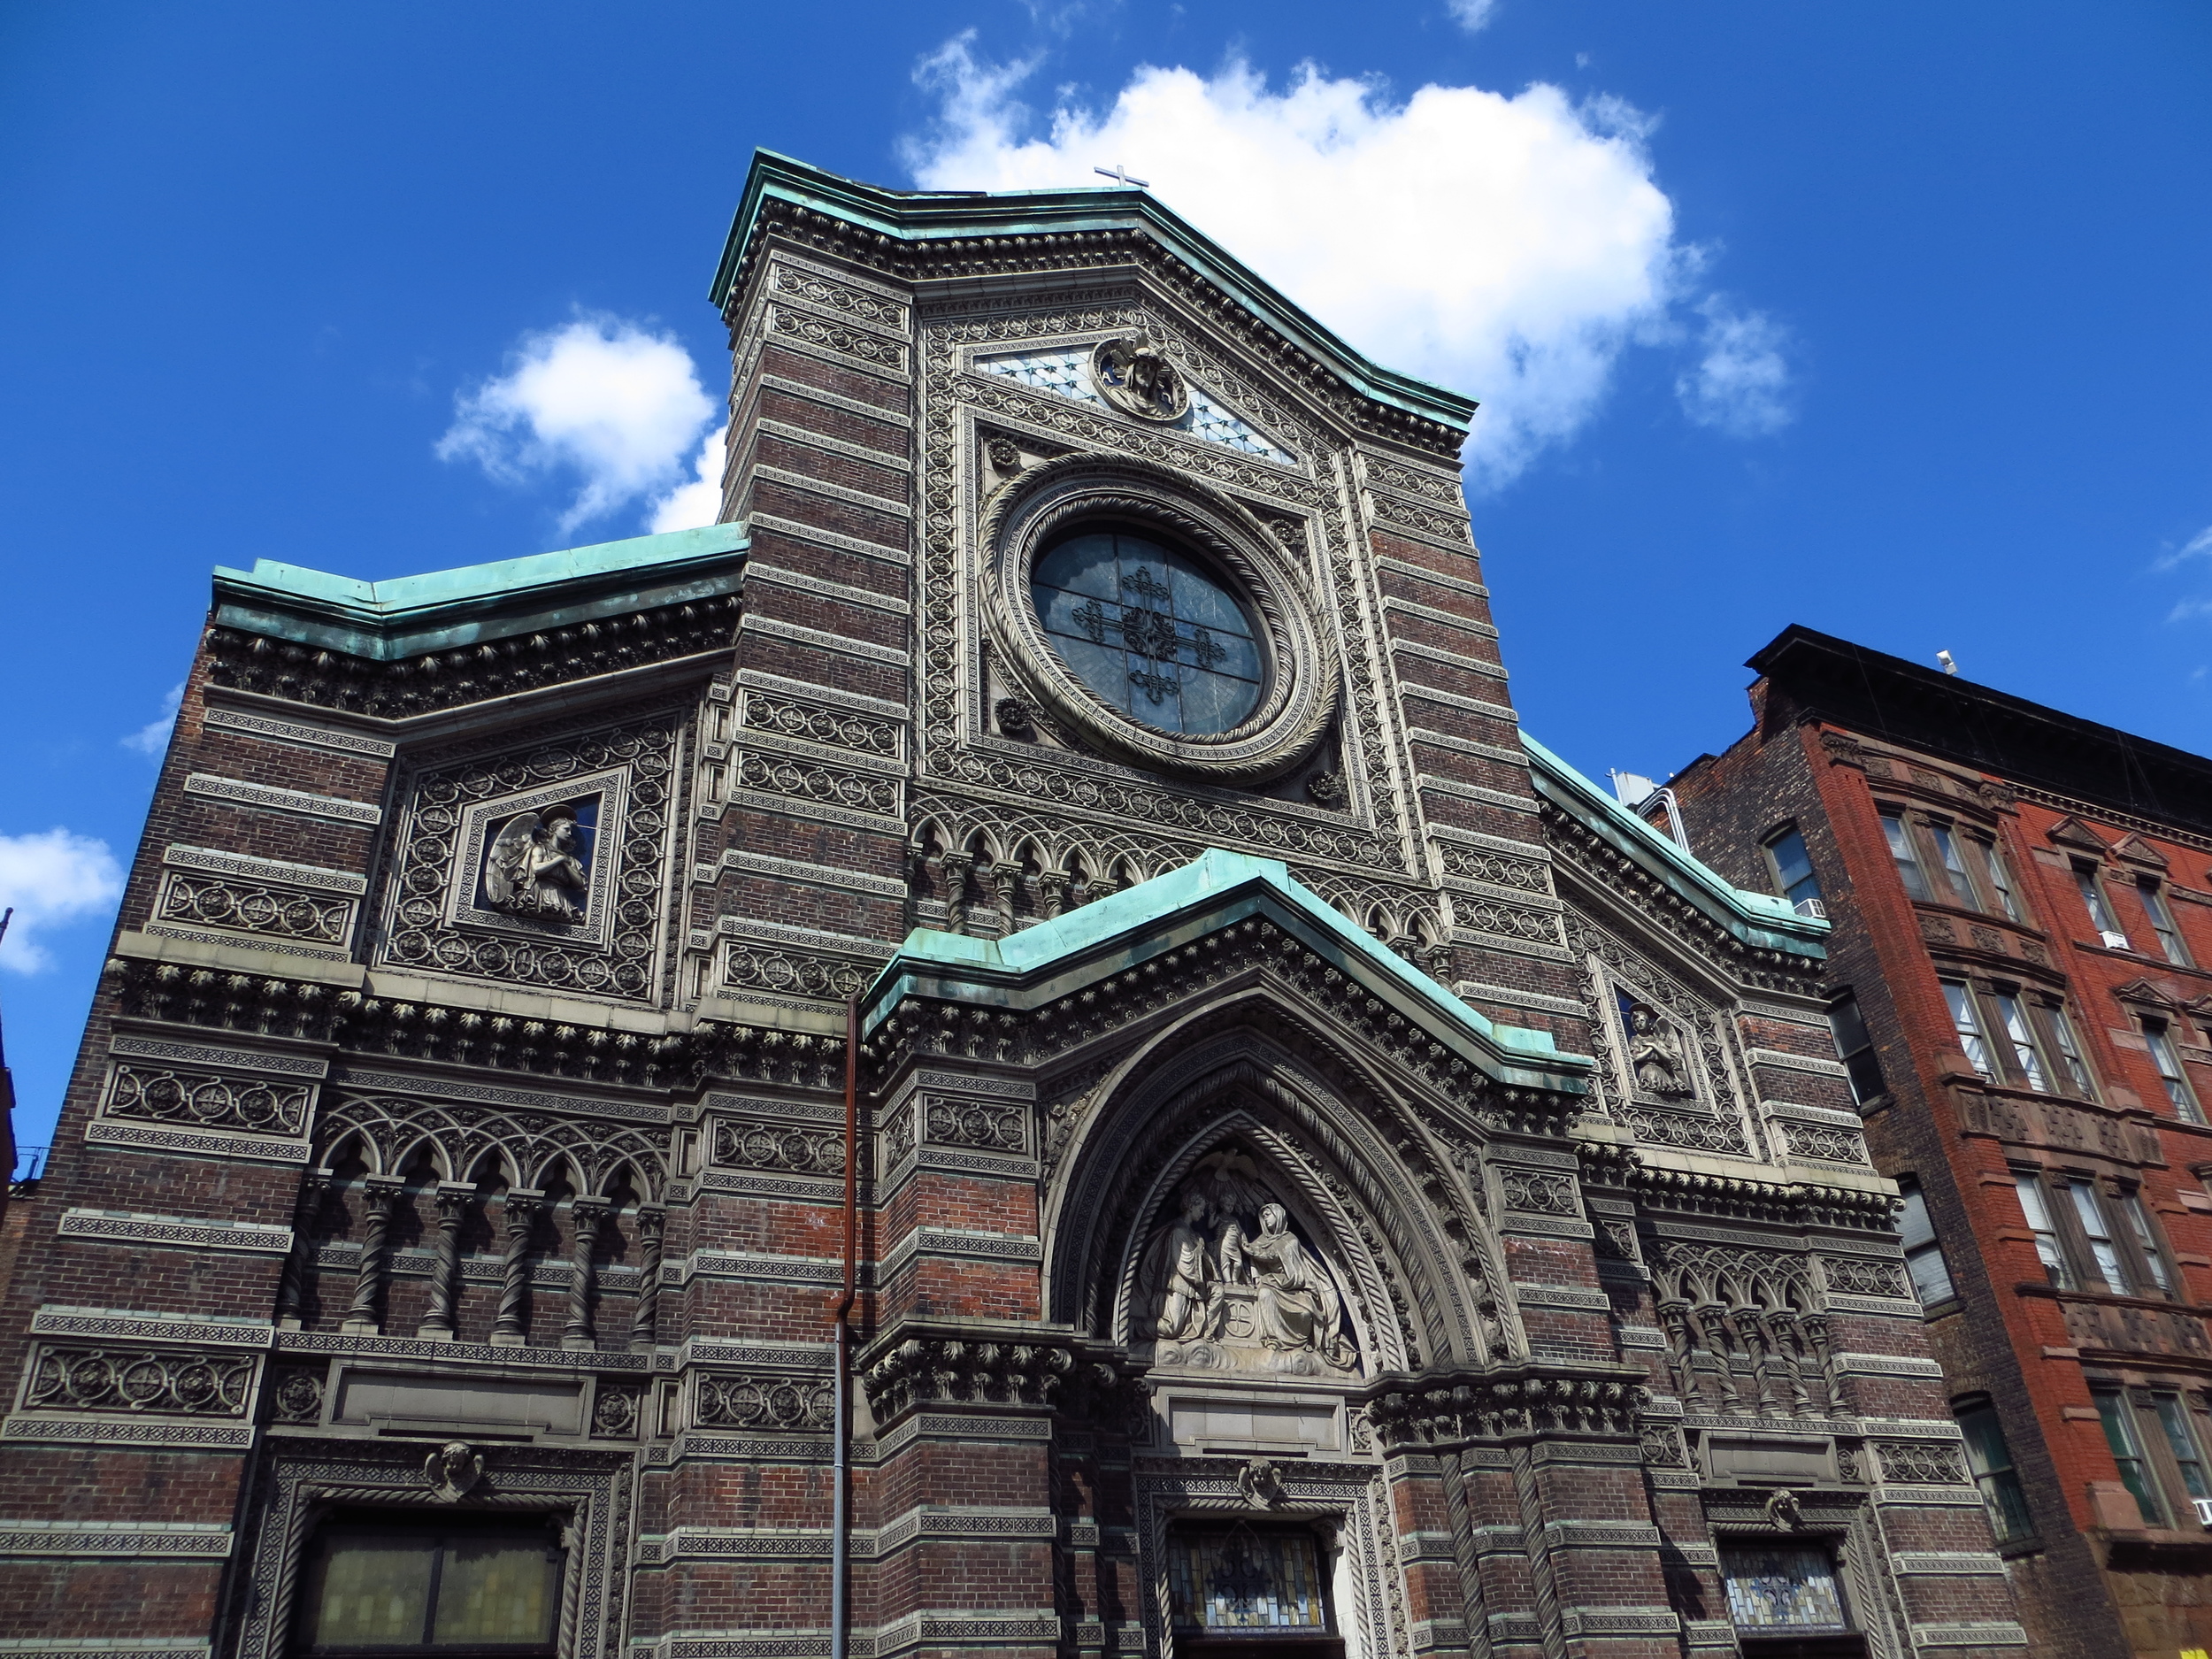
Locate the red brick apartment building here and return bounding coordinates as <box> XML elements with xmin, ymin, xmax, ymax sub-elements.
<box><xmin>0</xmin><ymin>160</ymin><xmax>2022</xmax><ymax>1659</ymax></box>
<box><xmin>1671</xmin><ymin>626</ymin><xmax>2212</xmax><ymax>1659</ymax></box>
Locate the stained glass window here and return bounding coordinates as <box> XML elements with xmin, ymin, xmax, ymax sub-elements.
<box><xmin>1033</xmin><ymin>531</ymin><xmax>1262</xmax><ymax>735</ymax></box>
<box><xmin>297</xmin><ymin>1515</ymin><xmax>563</xmax><ymax>1654</ymax></box>
<box><xmin>1719</xmin><ymin>1545</ymin><xmax>1849</xmax><ymax>1632</ymax></box>
<box><xmin>1168</xmin><ymin>1527</ymin><xmax>1329</xmax><ymax>1634</ymax></box>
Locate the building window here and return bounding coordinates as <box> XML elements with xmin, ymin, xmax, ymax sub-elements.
<box><xmin>1943</xmin><ymin>983</ymin><xmax>1997</xmax><ymax>1080</ymax></box>
<box><xmin>296</xmin><ymin>1513</ymin><xmax>565</xmax><ymax>1655</ymax></box>
<box><xmin>1928</xmin><ymin>822</ymin><xmax>1982</xmax><ymax>908</ymax></box>
<box><xmin>2145</xmin><ymin>1018</ymin><xmax>2204</xmax><ymax>1124</ymax></box>
<box><xmin>2064</xmin><ymin>1179</ymin><xmax>2131</xmax><ymax>1294</ymax></box>
<box><xmin>2014</xmin><ymin>1174</ymin><xmax>2072</xmax><ymax>1289</ymax></box>
<box><xmin>1992</xmin><ymin>992</ymin><xmax>2051</xmax><ymax>1094</ymax></box>
<box><xmin>2152</xmin><ymin>1394</ymin><xmax>2212</xmax><ymax>1522</ymax></box>
<box><xmin>1167</xmin><ymin>1526</ymin><xmax>1331</xmax><ymax>1638</ymax></box>
<box><xmin>2139</xmin><ymin>878</ymin><xmax>2193</xmax><ymax>966</ymax></box>
<box><xmin>2120</xmin><ymin>1190</ymin><xmax>2177</xmax><ymax>1297</ymax></box>
<box><xmin>2076</xmin><ymin>862</ymin><xmax>2131</xmax><ymax>949</ymax></box>
<box><xmin>1033</xmin><ymin>528</ymin><xmax>1263</xmax><ymax>735</ymax></box>
<box><xmin>1827</xmin><ymin>995</ymin><xmax>1886</xmax><ymax>1108</ymax></box>
<box><xmin>2095</xmin><ymin>1387</ymin><xmax>2170</xmax><ymax>1526</ymax></box>
<box><xmin>1719</xmin><ymin>1544</ymin><xmax>1851</xmax><ymax>1635</ymax></box>
<box><xmin>1897</xmin><ymin>1179</ymin><xmax>1958</xmax><ymax>1307</ymax></box>
<box><xmin>1981</xmin><ymin>839</ymin><xmax>2026</xmax><ymax>923</ymax></box>
<box><xmin>2044</xmin><ymin>1003</ymin><xmax>2098</xmax><ymax>1099</ymax></box>
<box><xmin>1882</xmin><ymin>810</ymin><xmax>1933</xmax><ymax>902</ymax></box>
<box><xmin>1955</xmin><ymin>1401</ymin><xmax>2034</xmax><ymax>1544</ymax></box>
<box><xmin>1766</xmin><ymin>827</ymin><xmax>1824</xmax><ymax>918</ymax></box>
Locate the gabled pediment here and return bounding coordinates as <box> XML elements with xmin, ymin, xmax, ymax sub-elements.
<box><xmin>2113</xmin><ymin>833</ymin><xmax>2170</xmax><ymax>870</ymax></box>
<box><xmin>2046</xmin><ymin>816</ymin><xmax>2111</xmax><ymax>855</ymax></box>
<box><xmin>861</xmin><ymin>848</ymin><xmax>1592</xmax><ymax>1097</ymax></box>
<box><xmin>2112</xmin><ymin>977</ymin><xmax>2182</xmax><ymax>1009</ymax></box>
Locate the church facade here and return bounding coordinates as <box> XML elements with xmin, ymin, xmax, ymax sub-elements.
<box><xmin>0</xmin><ymin>156</ymin><xmax>2025</xmax><ymax>1659</ymax></box>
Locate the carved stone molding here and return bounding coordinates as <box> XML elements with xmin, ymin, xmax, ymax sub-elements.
<box><xmin>1359</xmin><ymin>1361</ymin><xmax>1647</xmax><ymax>1449</ymax></box>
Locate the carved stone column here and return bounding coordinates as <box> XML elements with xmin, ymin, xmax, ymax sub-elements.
<box><xmin>1766</xmin><ymin>1309</ymin><xmax>1816</xmax><ymax>1417</ymax></box>
<box><xmin>342</xmin><ymin>1178</ymin><xmax>405</xmax><ymax>1335</ymax></box>
<box><xmin>629</xmin><ymin>1206</ymin><xmax>666</xmax><ymax>1351</ymax></box>
<box><xmin>563</xmin><ymin>1200</ymin><xmax>607</xmax><ymax>1350</ymax></box>
<box><xmin>274</xmin><ymin>1172</ymin><xmax>331</xmax><ymax>1330</ymax></box>
<box><xmin>1799</xmin><ymin>1312</ymin><xmax>1837</xmax><ymax>1412</ymax></box>
<box><xmin>1731</xmin><ymin>1306</ymin><xmax>1778</xmax><ymax>1416</ymax></box>
<box><xmin>417</xmin><ymin>1183</ymin><xmax>475</xmax><ymax>1340</ymax></box>
<box><xmin>1033</xmin><ymin>870</ymin><xmax>1069</xmax><ymax>920</ymax></box>
<box><xmin>1654</xmin><ymin>1298</ymin><xmax>1697</xmax><ymax>1400</ymax></box>
<box><xmin>1695</xmin><ymin>1304</ymin><xmax>1741</xmax><ymax>1409</ymax></box>
<box><xmin>490</xmin><ymin>1189</ymin><xmax>543</xmax><ymax>1347</ymax></box>
<box><xmin>987</xmin><ymin>862</ymin><xmax>1021</xmax><ymax>933</ymax></box>
<box><xmin>940</xmin><ymin>852</ymin><xmax>974</xmax><ymax>935</ymax></box>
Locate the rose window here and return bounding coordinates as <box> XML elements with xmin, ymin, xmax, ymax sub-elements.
<box><xmin>1030</xmin><ymin>528</ymin><xmax>1262</xmax><ymax>735</ymax></box>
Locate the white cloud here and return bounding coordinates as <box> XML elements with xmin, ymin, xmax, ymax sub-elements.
<box><xmin>1676</xmin><ymin>297</ymin><xmax>1793</xmax><ymax>437</ymax></box>
<box><xmin>121</xmin><ymin>681</ymin><xmax>184</xmax><ymax>757</ymax></box>
<box><xmin>648</xmin><ymin>425</ymin><xmax>728</xmax><ymax>534</ymax></box>
<box><xmin>1448</xmin><ymin>0</ymin><xmax>1501</xmax><ymax>32</ymax></box>
<box><xmin>438</xmin><ymin>315</ymin><xmax>716</xmax><ymax>534</ymax></box>
<box><xmin>0</xmin><ymin>829</ymin><xmax>124</xmax><ymax>974</ymax></box>
<box><xmin>2154</xmin><ymin>525</ymin><xmax>2212</xmax><ymax>573</ymax></box>
<box><xmin>904</xmin><ymin>42</ymin><xmax>1763</xmax><ymax>488</ymax></box>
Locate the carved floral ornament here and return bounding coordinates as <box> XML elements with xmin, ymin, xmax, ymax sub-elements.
<box><xmin>978</xmin><ymin>452</ymin><xmax>1339</xmax><ymax>784</ymax></box>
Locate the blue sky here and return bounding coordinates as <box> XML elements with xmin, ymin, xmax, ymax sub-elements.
<box><xmin>3</xmin><ymin>2</ymin><xmax>2208</xmax><ymax>1164</ymax></box>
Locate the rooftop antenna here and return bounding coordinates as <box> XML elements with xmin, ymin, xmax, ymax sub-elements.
<box><xmin>1094</xmin><ymin>164</ymin><xmax>1150</xmax><ymax>188</ymax></box>
<box><xmin>1937</xmin><ymin>650</ymin><xmax>1959</xmax><ymax>676</ymax></box>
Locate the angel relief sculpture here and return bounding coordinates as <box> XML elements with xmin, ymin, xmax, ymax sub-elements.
<box><xmin>482</xmin><ymin>802</ymin><xmax>592</xmax><ymax>923</ymax></box>
<box><xmin>1135</xmin><ymin>1153</ymin><xmax>1358</xmax><ymax>1376</ymax></box>
<box><xmin>1620</xmin><ymin>994</ymin><xmax>1694</xmax><ymax>1100</ymax></box>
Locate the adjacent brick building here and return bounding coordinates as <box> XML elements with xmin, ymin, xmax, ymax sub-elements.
<box><xmin>0</xmin><ymin>159</ymin><xmax>2022</xmax><ymax>1659</ymax></box>
<box><xmin>1670</xmin><ymin>626</ymin><xmax>2212</xmax><ymax>1659</ymax></box>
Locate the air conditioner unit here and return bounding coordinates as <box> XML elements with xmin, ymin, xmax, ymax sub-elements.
<box><xmin>1794</xmin><ymin>898</ymin><xmax>1827</xmax><ymax>919</ymax></box>
<box><xmin>2193</xmin><ymin>1497</ymin><xmax>2212</xmax><ymax>1528</ymax></box>
<box><xmin>2101</xmin><ymin>930</ymin><xmax>2132</xmax><ymax>950</ymax></box>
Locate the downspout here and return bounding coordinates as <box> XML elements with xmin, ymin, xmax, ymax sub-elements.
<box><xmin>832</xmin><ymin>995</ymin><xmax>859</xmax><ymax>1659</ymax></box>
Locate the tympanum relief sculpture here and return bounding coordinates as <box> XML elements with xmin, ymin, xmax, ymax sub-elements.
<box><xmin>481</xmin><ymin>802</ymin><xmax>593</xmax><ymax>923</ymax></box>
<box><xmin>1134</xmin><ymin>1152</ymin><xmax>1359</xmax><ymax>1376</ymax></box>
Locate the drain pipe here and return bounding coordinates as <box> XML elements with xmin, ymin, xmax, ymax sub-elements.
<box><xmin>831</xmin><ymin>995</ymin><xmax>859</xmax><ymax>1659</ymax></box>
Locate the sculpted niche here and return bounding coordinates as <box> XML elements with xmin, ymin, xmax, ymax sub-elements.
<box><xmin>482</xmin><ymin>803</ymin><xmax>592</xmax><ymax>923</ymax></box>
<box><xmin>1133</xmin><ymin>1150</ymin><xmax>1359</xmax><ymax>1377</ymax></box>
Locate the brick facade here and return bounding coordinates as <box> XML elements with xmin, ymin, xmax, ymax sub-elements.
<box><xmin>0</xmin><ymin>163</ymin><xmax>2020</xmax><ymax>1659</ymax></box>
<box><xmin>1671</xmin><ymin>626</ymin><xmax>2212</xmax><ymax>1659</ymax></box>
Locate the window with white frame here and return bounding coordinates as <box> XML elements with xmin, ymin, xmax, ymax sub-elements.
<box><xmin>2045</xmin><ymin>1002</ymin><xmax>2099</xmax><ymax>1099</ymax></box>
<box><xmin>2063</xmin><ymin>1178</ymin><xmax>2131</xmax><ymax>1294</ymax></box>
<box><xmin>1980</xmin><ymin>838</ymin><xmax>2026</xmax><ymax>923</ymax></box>
<box><xmin>2013</xmin><ymin>1173</ymin><xmax>2072</xmax><ymax>1289</ymax></box>
<box><xmin>1764</xmin><ymin>826</ymin><xmax>1824</xmax><ymax>918</ymax></box>
<box><xmin>2138</xmin><ymin>878</ymin><xmax>2193</xmax><ymax>966</ymax></box>
<box><xmin>2144</xmin><ymin>1017</ymin><xmax>2204</xmax><ymax>1124</ymax></box>
<box><xmin>1897</xmin><ymin>1178</ymin><xmax>1957</xmax><ymax>1306</ymax></box>
<box><xmin>1944</xmin><ymin>982</ymin><xmax>1997</xmax><ymax>1081</ymax></box>
<box><xmin>1883</xmin><ymin>810</ymin><xmax>1934</xmax><ymax>902</ymax></box>
<box><xmin>2119</xmin><ymin>1190</ymin><xmax>2176</xmax><ymax>1298</ymax></box>
<box><xmin>2077</xmin><ymin>861</ymin><xmax>2131</xmax><ymax>949</ymax></box>
<box><xmin>1928</xmin><ymin>821</ymin><xmax>1982</xmax><ymax>908</ymax></box>
<box><xmin>1992</xmin><ymin>991</ymin><xmax>2051</xmax><ymax>1094</ymax></box>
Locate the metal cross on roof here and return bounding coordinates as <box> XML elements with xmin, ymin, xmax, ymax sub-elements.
<box><xmin>1094</xmin><ymin>163</ymin><xmax>1150</xmax><ymax>188</ymax></box>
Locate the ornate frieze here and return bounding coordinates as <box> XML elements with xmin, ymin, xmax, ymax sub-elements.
<box><xmin>100</xmin><ymin>1060</ymin><xmax>315</xmax><ymax>1138</ymax></box>
<box><xmin>22</xmin><ymin>1346</ymin><xmax>257</xmax><ymax>1417</ymax></box>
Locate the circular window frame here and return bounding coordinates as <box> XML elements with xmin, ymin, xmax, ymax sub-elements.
<box><xmin>980</xmin><ymin>453</ymin><xmax>1336</xmax><ymax>783</ymax></box>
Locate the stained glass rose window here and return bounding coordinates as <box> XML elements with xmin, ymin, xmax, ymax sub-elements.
<box><xmin>1031</xmin><ymin>528</ymin><xmax>1262</xmax><ymax>735</ymax></box>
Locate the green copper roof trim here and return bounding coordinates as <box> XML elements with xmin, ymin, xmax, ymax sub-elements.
<box><xmin>713</xmin><ymin>150</ymin><xmax>1476</xmax><ymax>433</ymax></box>
<box><xmin>862</xmin><ymin>847</ymin><xmax>1593</xmax><ymax>1095</ymax></box>
<box><xmin>211</xmin><ymin>523</ymin><xmax>749</xmax><ymax>660</ymax></box>
<box><xmin>1521</xmin><ymin>733</ymin><xmax>1829</xmax><ymax>961</ymax></box>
